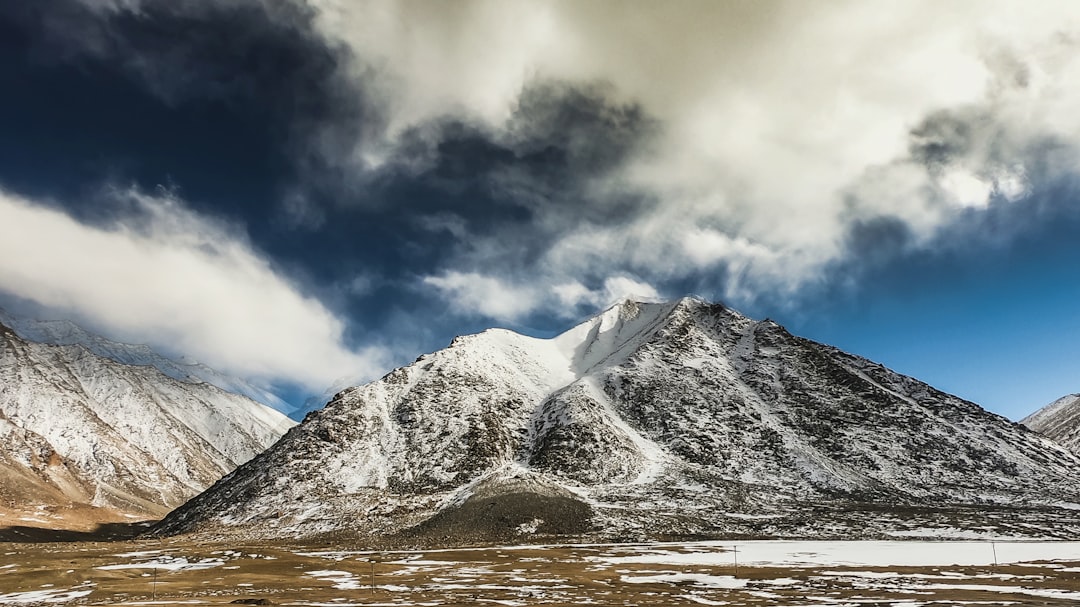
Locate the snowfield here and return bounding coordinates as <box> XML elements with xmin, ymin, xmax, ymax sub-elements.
<box><xmin>590</xmin><ymin>539</ymin><xmax>1080</xmax><ymax>568</ymax></box>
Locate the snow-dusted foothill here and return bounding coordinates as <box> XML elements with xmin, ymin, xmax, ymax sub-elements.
<box><xmin>0</xmin><ymin>320</ymin><xmax>294</xmax><ymax>517</ymax></box>
<box><xmin>1023</xmin><ymin>394</ymin><xmax>1080</xmax><ymax>455</ymax></box>
<box><xmin>157</xmin><ymin>298</ymin><xmax>1080</xmax><ymax>543</ymax></box>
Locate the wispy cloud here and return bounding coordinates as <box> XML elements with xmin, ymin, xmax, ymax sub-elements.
<box><xmin>423</xmin><ymin>270</ymin><xmax>661</xmax><ymax>323</ymax></box>
<box><xmin>422</xmin><ymin>271</ymin><xmax>537</xmax><ymax>321</ymax></box>
<box><xmin>0</xmin><ymin>187</ymin><xmax>385</xmax><ymax>390</ymax></box>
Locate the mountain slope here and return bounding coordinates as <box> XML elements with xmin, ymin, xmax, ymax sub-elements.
<box><xmin>157</xmin><ymin>298</ymin><xmax>1080</xmax><ymax>542</ymax></box>
<box><xmin>0</xmin><ymin>322</ymin><xmax>295</xmax><ymax>521</ymax></box>
<box><xmin>1022</xmin><ymin>394</ymin><xmax>1080</xmax><ymax>454</ymax></box>
<box><xmin>0</xmin><ymin>309</ymin><xmax>295</xmax><ymax>416</ymax></box>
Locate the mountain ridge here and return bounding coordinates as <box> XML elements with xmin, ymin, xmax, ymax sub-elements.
<box><xmin>0</xmin><ymin>307</ymin><xmax>296</xmax><ymax>416</ymax></box>
<box><xmin>156</xmin><ymin>298</ymin><xmax>1080</xmax><ymax>543</ymax></box>
<box><xmin>0</xmin><ymin>319</ymin><xmax>295</xmax><ymax>525</ymax></box>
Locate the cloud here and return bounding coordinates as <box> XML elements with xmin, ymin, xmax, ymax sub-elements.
<box><xmin>554</xmin><ymin>276</ymin><xmax>661</xmax><ymax>309</ymax></box>
<box><xmin>296</xmin><ymin>0</ymin><xmax>1080</xmax><ymax>312</ymax></box>
<box><xmin>0</xmin><ymin>187</ymin><xmax>384</xmax><ymax>390</ymax></box>
<box><xmin>424</xmin><ymin>271</ymin><xmax>660</xmax><ymax>323</ymax></box>
<box><xmin>19</xmin><ymin>0</ymin><xmax>1080</xmax><ymax>325</ymax></box>
<box><xmin>422</xmin><ymin>271</ymin><xmax>537</xmax><ymax>320</ymax></box>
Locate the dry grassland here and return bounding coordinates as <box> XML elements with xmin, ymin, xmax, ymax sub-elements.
<box><xmin>2</xmin><ymin>536</ymin><xmax>1080</xmax><ymax>606</ymax></box>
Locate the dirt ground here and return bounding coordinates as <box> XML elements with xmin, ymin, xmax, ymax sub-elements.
<box><xmin>3</xmin><ymin>535</ymin><xmax>1080</xmax><ymax>606</ymax></box>
<box><xmin>0</xmin><ymin>505</ymin><xmax>157</xmax><ymax>544</ymax></box>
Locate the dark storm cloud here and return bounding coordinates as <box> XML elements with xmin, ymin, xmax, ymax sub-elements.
<box><xmin>843</xmin><ymin>216</ymin><xmax>915</xmax><ymax>268</ymax></box>
<box><xmin>0</xmin><ymin>0</ymin><xmax>375</xmax><ymax>229</ymax></box>
<box><xmin>346</xmin><ymin>81</ymin><xmax>660</xmax><ymax>273</ymax></box>
<box><xmin>908</xmin><ymin>109</ymin><xmax>991</xmax><ymax>173</ymax></box>
<box><xmin>9</xmin><ymin>0</ymin><xmax>349</xmax><ymax>113</ymax></box>
<box><xmin>508</xmin><ymin>82</ymin><xmax>657</xmax><ymax>178</ymax></box>
<box><xmin>378</xmin><ymin>81</ymin><xmax>656</xmax><ymax>212</ymax></box>
<box><xmin>293</xmin><ymin>80</ymin><xmax>663</xmax><ymax>330</ymax></box>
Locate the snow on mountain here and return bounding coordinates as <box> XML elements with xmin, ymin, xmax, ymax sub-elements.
<box><xmin>0</xmin><ymin>322</ymin><xmax>295</xmax><ymax>519</ymax></box>
<box><xmin>0</xmin><ymin>308</ymin><xmax>295</xmax><ymax>416</ymax></box>
<box><xmin>1022</xmin><ymin>394</ymin><xmax>1080</xmax><ymax>454</ymax></box>
<box><xmin>156</xmin><ymin>298</ymin><xmax>1080</xmax><ymax>543</ymax></box>
<box><xmin>0</xmin><ymin>414</ymin><xmax>91</xmax><ymax>512</ymax></box>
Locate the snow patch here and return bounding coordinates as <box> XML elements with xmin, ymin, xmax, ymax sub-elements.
<box><xmin>0</xmin><ymin>588</ymin><xmax>93</xmax><ymax>603</ymax></box>
<box><xmin>620</xmin><ymin>572</ymin><xmax>747</xmax><ymax>588</ymax></box>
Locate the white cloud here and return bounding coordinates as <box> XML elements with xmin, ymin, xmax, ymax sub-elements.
<box><xmin>0</xmin><ymin>188</ymin><xmax>383</xmax><ymax>391</ymax></box>
<box><xmin>305</xmin><ymin>0</ymin><xmax>1080</xmax><ymax>309</ymax></box>
<box><xmin>940</xmin><ymin>169</ymin><xmax>995</xmax><ymax>209</ymax></box>
<box><xmin>62</xmin><ymin>0</ymin><xmax>1080</xmax><ymax>319</ymax></box>
<box><xmin>425</xmin><ymin>270</ymin><xmax>661</xmax><ymax>322</ymax></box>
<box><xmin>554</xmin><ymin>276</ymin><xmax>661</xmax><ymax>310</ymax></box>
<box><xmin>422</xmin><ymin>271</ymin><xmax>538</xmax><ymax>320</ymax></box>
<box><xmin>598</xmin><ymin>276</ymin><xmax>660</xmax><ymax>305</ymax></box>
<box><xmin>552</xmin><ymin>281</ymin><xmax>592</xmax><ymax>310</ymax></box>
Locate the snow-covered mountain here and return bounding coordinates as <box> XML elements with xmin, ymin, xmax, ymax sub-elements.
<box><xmin>1022</xmin><ymin>394</ymin><xmax>1080</xmax><ymax>455</ymax></box>
<box><xmin>0</xmin><ymin>308</ymin><xmax>295</xmax><ymax>416</ymax></box>
<box><xmin>0</xmin><ymin>321</ymin><xmax>295</xmax><ymax>520</ymax></box>
<box><xmin>157</xmin><ymin>298</ymin><xmax>1080</xmax><ymax>543</ymax></box>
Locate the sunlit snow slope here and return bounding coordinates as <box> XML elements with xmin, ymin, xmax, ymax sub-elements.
<box><xmin>158</xmin><ymin>298</ymin><xmax>1080</xmax><ymax>542</ymax></box>
<box><xmin>0</xmin><ymin>322</ymin><xmax>294</xmax><ymax>518</ymax></box>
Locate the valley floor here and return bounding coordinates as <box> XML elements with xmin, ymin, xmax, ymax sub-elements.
<box><xmin>2</xmin><ymin>538</ymin><xmax>1080</xmax><ymax>606</ymax></box>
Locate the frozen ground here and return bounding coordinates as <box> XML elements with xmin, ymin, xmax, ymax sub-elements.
<box><xmin>591</xmin><ymin>539</ymin><xmax>1080</xmax><ymax>568</ymax></box>
<box><xmin>2</xmin><ymin>539</ymin><xmax>1080</xmax><ymax>605</ymax></box>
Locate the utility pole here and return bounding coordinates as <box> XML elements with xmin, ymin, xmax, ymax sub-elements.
<box><xmin>991</xmin><ymin>541</ymin><xmax>998</xmax><ymax>568</ymax></box>
<box><xmin>733</xmin><ymin>545</ymin><xmax>739</xmax><ymax>577</ymax></box>
<box><xmin>370</xmin><ymin>558</ymin><xmax>376</xmax><ymax>593</ymax></box>
<box><xmin>152</xmin><ymin>566</ymin><xmax>158</xmax><ymax>600</ymax></box>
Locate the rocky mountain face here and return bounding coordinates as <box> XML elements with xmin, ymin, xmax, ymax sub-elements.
<box><xmin>0</xmin><ymin>308</ymin><xmax>295</xmax><ymax>416</ymax></box>
<box><xmin>0</xmin><ymin>321</ymin><xmax>295</xmax><ymax>520</ymax></box>
<box><xmin>1023</xmin><ymin>394</ymin><xmax>1080</xmax><ymax>455</ymax></box>
<box><xmin>157</xmin><ymin>298</ymin><xmax>1080</xmax><ymax>543</ymax></box>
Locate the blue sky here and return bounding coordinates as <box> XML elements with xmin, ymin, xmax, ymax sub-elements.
<box><xmin>0</xmin><ymin>1</ymin><xmax>1078</xmax><ymax>420</ymax></box>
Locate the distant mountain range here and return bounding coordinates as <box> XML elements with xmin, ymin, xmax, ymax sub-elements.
<box><xmin>156</xmin><ymin>298</ymin><xmax>1080</xmax><ymax>544</ymax></box>
<box><xmin>0</xmin><ymin>318</ymin><xmax>294</xmax><ymax>524</ymax></box>
<box><xmin>0</xmin><ymin>308</ymin><xmax>296</xmax><ymax>417</ymax></box>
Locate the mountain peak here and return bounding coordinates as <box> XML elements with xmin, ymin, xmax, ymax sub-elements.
<box><xmin>0</xmin><ymin>323</ymin><xmax>295</xmax><ymax>522</ymax></box>
<box><xmin>594</xmin><ymin>294</ymin><xmax>712</xmax><ymax>321</ymax></box>
<box><xmin>157</xmin><ymin>297</ymin><xmax>1080</xmax><ymax>543</ymax></box>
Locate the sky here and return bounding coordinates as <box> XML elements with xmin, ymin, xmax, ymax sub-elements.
<box><xmin>1</xmin><ymin>0</ymin><xmax>1078</xmax><ymax>420</ymax></box>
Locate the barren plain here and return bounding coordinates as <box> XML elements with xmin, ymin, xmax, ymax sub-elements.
<box><xmin>3</xmin><ymin>536</ymin><xmax>1080</xmax><ymax>606</ymax></box>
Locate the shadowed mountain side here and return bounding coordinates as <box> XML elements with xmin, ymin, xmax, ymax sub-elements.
<box><xmin>0</xmin><ymin>521</ymin><xmax>154</xmax><ymax>543</ymax></box>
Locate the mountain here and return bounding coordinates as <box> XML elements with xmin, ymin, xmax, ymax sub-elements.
<box><xmin>1022</xmin><ymin>394</ymin><xmax>1080</xmax><ymax>455</ymax></box>
<box><xmin>156</xmin><ymin>298</ymin><xmax>1080</xmax><ymax>543</ymax></box>
<box><xmin>0</xmin><ymin>321</ymin><xmax>295</xmax><ymax>525</ymax></box>
<box><xmin>0</xmin><ymin>308</ymin><xmax>295</xmax><ymax>416</ymax></box>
